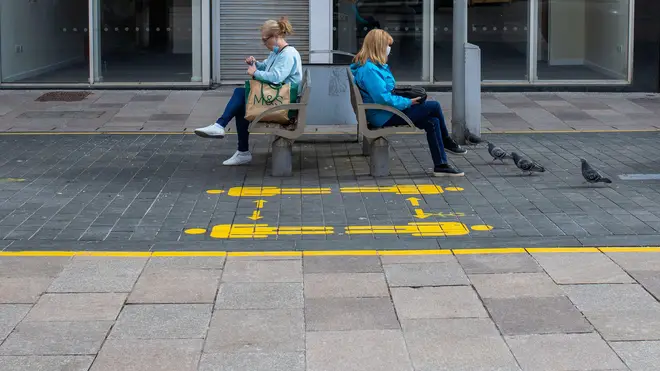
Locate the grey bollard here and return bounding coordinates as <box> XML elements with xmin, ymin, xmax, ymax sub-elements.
<box><xmin>369</xmin><ymin>137</ymin><xmax>390</xmax><ymax>177</ymax></box>
<box><xmin>362</xmin><ymin>135</ymin><xmax>371</xmax><ymax>156</ymax></box>
<box><xmin>271</xmin><ymin>137</ymin><xmax>293</xmax><ymax>177</ymax></box>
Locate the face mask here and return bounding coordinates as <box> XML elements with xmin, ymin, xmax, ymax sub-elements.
<box><xmin>273</xmin><ymin>46</ymin><xmax>280</xmax><ymax>54</ymax></box>
<box><xmin>386</xmin><ymin>46</ymin><xmax>391</xmax><ymax>56</ymax></box>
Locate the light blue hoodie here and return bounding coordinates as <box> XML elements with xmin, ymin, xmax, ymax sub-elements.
<box><xmin>253</xmin><ymin>45</ymin><xmax>302</xmax><ymax>87</ymax></box>
<box><xmin>350</xmin><ymin>60</ymin><xmax>412</xmax><ymax>127</ymax></box>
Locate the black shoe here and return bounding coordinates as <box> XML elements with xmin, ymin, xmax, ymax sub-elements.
<box><xmin>433</xmin><ymin>164</ymin><xmax>465</xmax><ymax>177</ymax></box>
<box><xmin>443</xmin><ymin>137</ymin><xmax>468</xmax><ymax>155</ymax></box>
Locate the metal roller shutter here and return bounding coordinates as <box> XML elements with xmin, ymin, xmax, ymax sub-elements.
<box><xmin>219</xmin><ymin>0</ymin><xmax>309</xmax><ymax>82</ymax></box>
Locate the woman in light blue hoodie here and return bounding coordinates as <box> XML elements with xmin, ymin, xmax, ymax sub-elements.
<box><xmin>350</xmin><ymin>29</ymin><xmax>465</xmax><ymax>176</ymax></box>
<box><xmin>194</xmin><ymin>17</ymin><xmax>302</xmax><ymax>166</ymax></box>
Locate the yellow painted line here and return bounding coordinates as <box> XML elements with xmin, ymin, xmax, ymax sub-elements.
<box><xmin>453</xmin><ymin>248</ymin><xmax>527</xmax><ymax>255</ymax></box>
<box><xmin>227</xmin><ymin>251</ymin><xmax>302</xmax><ymax>257</ymax></box>
<box><xmin>0</xmin><ymin>178</ymin><xmax>26</xmax><ymax>182</ymax></box>
<box><xmin>0</xmin><ymin>251</ymin><xmax>76</xmax><ymax>257</ymax></box>
<box><xmin>209</xmin><ymin>224</ymin><xmax>334</xmax><ymax>239</ymax></box>
<box><xmin>151</xmin><ymin>251</ymin><xmax>228</xmax><ymax>257</ymax></box>
<box><xmin>378</xmin><ymin>249</ymin><xmax>451</xmax><ymax>256</ymax></box>
<box><xmin>526</xmin><ymin>247</ymin><xmax>600</xmax><ymax>253</ymax></box>
<box><xmin>345</xmin><ymin>222</ymin><xmax>492</xmax><ymax>237</ymax></box>
<box><xmin>340</xmin><ymin>185</ymin><xmax>464</xmax><ymax>195</ymax></box>
<box><xmin>599</xmin><ymin>247</ymin><xmax>660</xmax><ymax>253</ymax></box>
<box><xmin>224</xmin><ymin>186</ymin><xmax>331</xmax><ymax>197</ymax></box>
<box><xmin>75</xmin><ymin>251</ymin><xmax>151</xmax><ymax>257</ymax></box>
<box><xmin>304</xmin><ymin>250</ymin><xmax>378</xmax><ymax>256</ymax></box>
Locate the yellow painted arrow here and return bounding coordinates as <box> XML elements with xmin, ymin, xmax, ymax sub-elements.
<box><xmin>406</xmin><ymin>197</ymin><xmax>420</xmax><ymax>206</ymax></box>
<box><xmin>248</xmin><ymin>210</ymin><xmax>263</xmax><ymax>221</ymax></box>
<box><xmin>254</xmin><ymin>200</ymin><xmax>267</xmax><ymax>209</ymax></box>
<box><xmin>414</xmin><ymin>209</ymin><xmax>433</xmax><ymax>219</ymax></box>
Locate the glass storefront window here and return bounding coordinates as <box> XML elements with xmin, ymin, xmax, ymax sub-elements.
<box><xmin>536</xmin><ymin>0</ymin><xmax>630</xmax><ymax>80</ymax></box>
<box><xmin>0</xmin><ymin>0</ymin><xmax>90</xmax><ymax>83</ymax></box>
<box><xmin>93</xmin><ymin>0</ymin><xmax>203</xmax><ymax>83</ymax></box>
<box><xmin>334</xmin><ymin>0</ymin><xmax>431</xmax><ymax>81</ymax></box>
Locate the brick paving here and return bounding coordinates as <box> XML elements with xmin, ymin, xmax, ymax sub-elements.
<box><xmin>0</xmin><ymin>90</ymin><xmax>659</xmax><ymax>133</ymax></box>
<box><xmin>0</xmin><ymin>251</ymin><xmax>659</xmax><ymax>370</ymax></box>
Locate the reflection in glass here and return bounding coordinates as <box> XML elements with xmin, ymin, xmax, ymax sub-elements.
<box><xmin>537</xmin><ymin>0</ymin><xmax>630</xmax><ymax>80</ymax></box>
<box><xmin>434</xmin><ymin>0</ymin><xmax>530</xmax><ymax>82</ymax></box>
<box><xmin>334</xmin><ymin>0</ymin><xmax>428</xmax><ymax>81</ymax></box>
<box><xmin>97</xmin><ymin>0</ymin><xmax>202</xmax><ymax>83</ymax></box>
<box><xmin>0</xmin><ymin>0</ymin><xmax>89</xmax><ymax>83</ymax></box>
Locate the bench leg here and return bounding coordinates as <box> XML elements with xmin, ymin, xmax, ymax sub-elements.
<box><xmin>369</xmin><ymin>137</ymin><xmax>390</xmax><ymax>177</ymax></box>
<box><xmin>362</xmin><ymin>135</ymin><xmax>371</xmax><ymax>156</ymax></box>
<box><xmin>271</xmin><ymin>137</ymin><xmax>293</xmax><ymax>177</ymax></box>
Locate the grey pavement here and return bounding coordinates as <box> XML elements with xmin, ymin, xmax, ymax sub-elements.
<box><xmin>0</xmin><ymin>90</ymin><xmax>659</xmax><ymax>133</ymax></box>
<box><xmin>1</xmin><ymin>251</ymin><xmax>660</xmax><ymax>370</ymax></box>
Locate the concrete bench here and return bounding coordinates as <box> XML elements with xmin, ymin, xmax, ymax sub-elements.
<box><xmin>347</xmin><ymin>69</ymin><xmax>417</xmax><ymax>177</ymax></box>
<box><xmin>248</xmin><ymin>69</ymin><xmax>311</xmax><ymax>177</ymax></box>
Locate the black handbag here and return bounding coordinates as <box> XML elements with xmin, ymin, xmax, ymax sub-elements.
<box><xmin>392</xmin><ymin>85</ymin><xmax>427</xmax><ymax>103</ymax></box>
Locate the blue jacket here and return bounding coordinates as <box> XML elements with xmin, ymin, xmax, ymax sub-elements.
<box><xmin>350</xmin><ymin>60</ymin><xmax>411</xmax><ymax>127</ymax></box>
<box><xmin>254</xmin><ymin>46</ymin><xmax>302</xmax><ymax>87</ymax></box>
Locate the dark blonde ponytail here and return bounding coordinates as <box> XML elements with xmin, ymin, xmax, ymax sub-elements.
<box><xmin>277</xmin><ymin>16</ymin><xmax>294</xmax><ymax>36</ymax></box>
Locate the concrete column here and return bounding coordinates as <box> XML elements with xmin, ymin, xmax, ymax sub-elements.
<box><xmin>191</xmin><ymin>0</ymin><xmax>202</xmax><ymax>82</ymax></box>
<box><xmin>451</xmin><ymin>0</ymin><xmax>468</xmax><ymax>143</ymax></box>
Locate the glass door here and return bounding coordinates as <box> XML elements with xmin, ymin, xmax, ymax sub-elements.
<box><xmin>90</xmin><ymin>0</ymin><xmax>203</xmax><ymax>83</ymax></box>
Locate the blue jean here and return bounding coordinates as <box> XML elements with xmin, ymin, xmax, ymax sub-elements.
<box><xmin>216</xmin><ymin>87</ymin><xmax>250</xmax><ymax>152</ymax></box>
<box><xmin>383</xmin><ymin>100</ymin><xmax>449</xmax><ymax>166</ymax></box>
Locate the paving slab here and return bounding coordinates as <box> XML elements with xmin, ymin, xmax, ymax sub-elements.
<box><xmin>531</xmin><ymin>252</ymin><xmax>634</xmax><ymax>284</ymax></box>
<box><xmin>391</xmin><ymin>286</ymin><xmax>488</xmax><ymax>319</ymax></box>
<box><xmin>144</xmin><ymin>256</ymin><xmax>226</xmax><ymax>270</ymax></box>
<box><xmin>306</xmin><ymin>330</ymin><xmax>413</xmax><ymax>371</ymax></box>
<box><xmin>0</xmin><ymin>321</ymin><xmax>112</xmax><ymax>355</ymax></box>
<box><xmin>562</xmin><ymin>284</ymin><xmax>660</xmax><ymax>313</ymax></box>
<box><xmin>109</xmin><ymin>304</ymin><xmax>212</xmax><ymax>339</ymax></box>
<box><xmin>128</xmin><ymin>269</ymin><xmax>222</xmax><ymax>304</ymax></box>
<box><xmin>483</xmin><ymin>296</ymin><xmax>594</xmax><ymax>335</ymax></box>
<box><xmin>402</xmin><ymin>318</ymin><xmax>520</xmax><ymax>371</ymax></box>
<box><xmin>304</xmin><ymin>273</ymin><xmax>389</xmax><ymax>298</ymax></box>
<box><xmin>0</xmin><ymin>356</ymin><xmax>94</xmax><ymax>371</ymax></box>
<box><xmin>303</xmin><ymin>256</ymin><xmax>383</xmax><ymax>274</ymax></box>
<box><xmin>305</xmin><ymin>297</ymin><xmax>399</xmax><ymax>331</ymax></box>
<box><xmin>204</xmin><ymin>309</ymin><xmax>304</xmax><ymax>353</ymax></box>
<box><xmin>629</xmin><ymin>270</ymin><xmax>660</xmax><ymax>300</ymax></box>
<box><xmin>606</xmin><ymin>252</ymin><xmax>660</xmax><ymax>271</ymax></box>
<box><xmin>506</xmin><ymin>333</ymin><xmax>627</xmax><ymax>371</ymax></box>
<box><xmin>222</xmin><ymin>260</ymin><xmax>302</xmax><ymax>283</ymax></box>
<box><xmin>199</xmin><ymin>352</ymin><xmax>305</xmax><ymax>371</ymax></box>
<box><xmin>456</xmin><ymin>253</ymin><xmax>543</xmax><ymax>274</ymax></box>
<box><xmin>611</xmin><ymin>341</ymin><xmax>660</xmax><ymax>371</ymax></box>
<box><xmin>0</xmin><ymin>305</ymin><xmax>31</xmax><ymax>343</ymax></box>
<box><xmin>470</xmin><ymin>273</ymin><xmax>564</xmax><ymax>299</ymax></box>
<box><xmin>25</xmin><ymin>293</ymin><xmax>126</xmax><ymax>322</ymax></box>
<box><xmin>0</xmin><ymin>277</ymin><xmax>55</xmax><ymax>304</ymax></box>
<box><xmin>90</xmin><ymin>339</ymin><xmax>203</xmax><ymax>371</ymax></box>
<box><xmin>0</xmin><ymin>257</ymin><xmax>71</xmax><ymax>278</ymax></box>
<box><xmin>383</xmin><ymin>261</ymin><xmax>469</xmax><ymax>287</ymax></box>
<box><xmin>215</xmin><ymin>283</ymin><xmax>304</xmax><ymax>310</ymax></box>
<box><xmin>47</xmin><ymin>257</ymin><xmax>146</xmax><ymax>293</ymax></box>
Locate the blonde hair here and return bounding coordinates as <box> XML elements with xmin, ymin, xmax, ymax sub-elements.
<box><xmin>353</xmin><ymin>29</ymin><xmax>393</xmax><ymax>66</ymax></box>
<box><xmin>261</xmin><ymin>17</ymin><xmax>294</xmax><ymax>38</ymax></box>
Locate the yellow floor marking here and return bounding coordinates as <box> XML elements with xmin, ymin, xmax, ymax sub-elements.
<box><xmin>227</xmin><ymin>251</ymin><xmax>302</xmax><ymax>257</ymax></box>
<box><xmin>226</xmin><ymin>186</ymin><xmax>331</xmax><ymax>197</ymax></box>
<box><xmin>340</xmin><ymin>185</ymin><xmax>463</xmax><ymax>195</ymax></box>
<box><xmin>210</xmin><ymin>224</ymin><xmax>334</xmax><ymax>238</ymax></box>
<box><xmin>206</xmin><ymin>190</ymin><xmax>225</xmax><ymax>195</ymax></box>
<box><xmin>413</xmin><ymin>209</ymin><xmax>467</xmax><ymax>219</ymax></box>
<box><xmin>414</xmin><ymin>209</ymin><xmax>434</xmax><ymax>219</ymax></box>
<box><xmin>379</xmin><ymin>250</ymin><xmax>451</xmax><ymax>255</ymax></box>
<box><xmin>304</xmin><ymin>250</ymin><xmax>378</xmax><ymax>256</ymax></box>
<box><xmin>471</xmin><ymin>225</ymin><xmax>494</xmax><ymax>231</ymax></box>
<box><xmin>0</xmin><ymin>178</ymin><xmax>26</xmax><ymax>182</ymax></box>
<box><xmin>184</xmin><ymin>228</ymin><xmax>207</xmax><ymax>235</ymax></box>
<box><xmin>346</xmin><ymin>222</ymin><xmax>490</xmax><ymax>237</ymax></box>
<box><xmin>406</xmin><ymin>197</ymin><xmax>421</xmax><ymax>206</ymax></box>
<box><xmin>599</xmin><ymin>247</ymin><xmax>660</xmax><ymax>253</ymax></box>
<box><xmin>152</xmin><ymin>251</ymin><xmax>228</xmax><ymax>257</ymax></box>
<box><xmin>247</xmin><ymin>210</ymin><xmax>263</xmax><ymax>221</ymax></box>
<box><xmin>527</xmin><ymin>247</ymin><xmax>600</xmax><ymax>253</ymax></box>
<box><xmin>2</xmin><ymin>247</ymin><xmax>660</xmax><ymax>258</ymax></box>
<box><xmin>453</xmin><ymin>248</ymin><xmax>526</xmax><ymax>255</ymax></box>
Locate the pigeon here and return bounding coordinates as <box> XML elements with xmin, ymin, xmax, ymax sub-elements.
<box><xmin>487</xmin><ymin>142</ymin><xmax>511</xmax><ymax>163</ymax></box>
<box><xmin>511</xmin><ymin>152</ymin><xmax>545</xmax><ymax>175</ymax></box>
<box><xmin>581</xmin><ymin>159</ymin><xmax>612</xmax><ymax>184</ymax></box>
<box><xmin>464</xmin><ymin>129</ymin><xmax>484</xmax><ymax>147</ymax></box>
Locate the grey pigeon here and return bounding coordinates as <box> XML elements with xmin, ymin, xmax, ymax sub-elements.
<box><xmin>511</xmin><ymin>152</ymin><xmax>545</xmax><ymax>175</ymax></box>
<box><xmin>487</xmin><ymin>142</ymin><xmax>510</xmax><ymax>163</ymax></box>
<box><xmin>465</xmin><ymin>129</ymin><xmax>484</xmax><ymax>147</ymax></box>
<box><xmin>581</xmin><ymin>159</ymin><xmax>612</xmax><ymax>184</ymax></box>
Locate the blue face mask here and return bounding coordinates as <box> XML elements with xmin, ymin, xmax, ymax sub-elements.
<box><xmin>273</xmin><ymin>46</ymin><xmax>279</xmax><ymax>54</ymax></box>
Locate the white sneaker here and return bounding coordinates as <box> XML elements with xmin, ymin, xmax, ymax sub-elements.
<box><xmin>194</xmin><ymin>123</ymin><xmax>225</xmax><ymax>138</ymax></box>
<box><xmin>223</xmin><ymin>151</ymin><xmax>252</xmax><ymax>166</ymax></box>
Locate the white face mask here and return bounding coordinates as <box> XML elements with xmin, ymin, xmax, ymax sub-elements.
<box><xmin>386</xmin><ymin>46</ymin><xmax>391</xmax><ymax>56</ymax></box>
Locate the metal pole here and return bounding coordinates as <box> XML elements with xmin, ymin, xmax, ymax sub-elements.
<box><xmin>451</xmin><ymin>0</ymin><xmax>468</xmax><ymax>143</ymax></box>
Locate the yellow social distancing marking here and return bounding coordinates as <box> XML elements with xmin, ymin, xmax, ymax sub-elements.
<box><xmin>208</xmin><ymin>224</ymin><xmax>334</xmax><ymax>239</ymax></box>
<box><xmin>345</xmin><ymin>222</ymin><xmax>493</xmax><ymax>237</ymax></box>
<box><xmin>225</xmin><ymin>187</ymin><xmax>332</xmax><ymax>197</ymax></box>
<box><xmin>0</xmin><ymin>178</ymin><xmax>26</xmax><ymax>183</ymax></box>
<box><xmin>340</xmin><ymin>185</ymin><xmax>463</xmax><ymax>195</ymax></box>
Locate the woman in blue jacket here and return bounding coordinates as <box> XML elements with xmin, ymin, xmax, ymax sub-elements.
<box><xmin>350</xmin><ymin>29</ymin><xmax>465</xmax><ymax>176</ymax></box>
<box><xmin>194</xmin><ymin>17</ymin><xmax>302</xmax><ymax>166</ymax></box>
